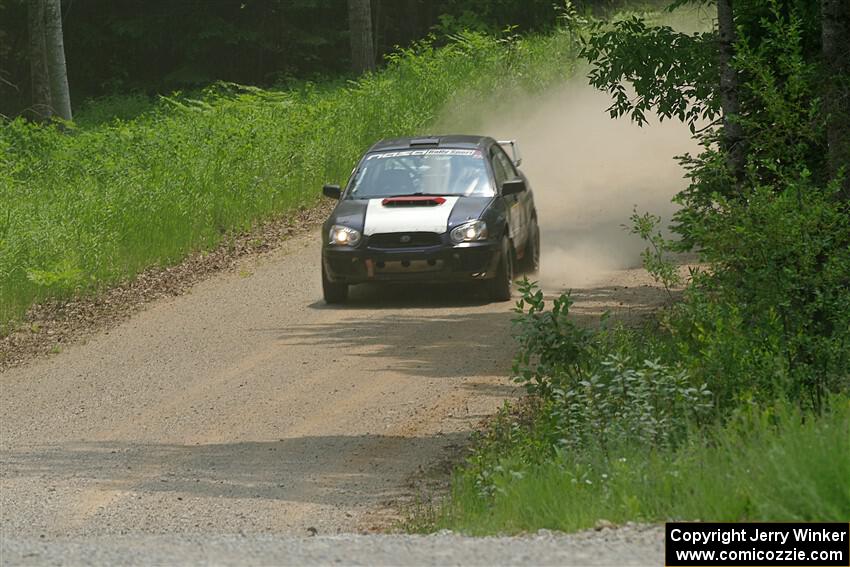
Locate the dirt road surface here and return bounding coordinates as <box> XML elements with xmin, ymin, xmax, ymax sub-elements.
<box><xmin>1</xmin><ymin>527</ymin><xmax>665</xmax><ymax>566</ymax></box>
<box><xmin>1</xmin><ymin>233</ymin><xmax>522</xmax><ymax>535</ymax></box>
<box><xmin>0</xmin><ymin>229</ymin><xmax>667</xmax><ymax>564</ymax></box>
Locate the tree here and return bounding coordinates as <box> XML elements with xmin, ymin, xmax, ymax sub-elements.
<box><xmin>43</xmin><ymin>0</ymin><xmax>71</xmax><ymax>120</ymax></box>
<box><xmin>716</xmin><ymin>0</ymin><xmax>745</xmax><ymax>185</ymax></box>
<box><xmin>27</xmin><ymin>0</ymin><xmax>52</xmax><ymax>121</ymax></box>
<box><xmin>821</xmin><ymin>0</ymin><xmax>850</xmax><ymax>198</ymax></box>
<box><xmin>400</xmin><ymin>0</ymin><xmax>421</xmax><ymax>45</ymax></box>
<box><xmin>582</xmin><ymin>0</ymin><xmax>844</xmax><ymax>197</ymax></box>
<box><xmin>348</xmin><ymin>0</ymin><xmax>375</xmax><ymax>73</ymax></box>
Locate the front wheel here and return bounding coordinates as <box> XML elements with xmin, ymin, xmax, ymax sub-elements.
<box><xmin>322</xmin><ymin>263</ymin><xmax>348</xmax><ymax>304</ymax></box>
<box><xmin>488</xmin><ymin>237</ymin><xmax>514</xmax><ymax>302</ymax></box>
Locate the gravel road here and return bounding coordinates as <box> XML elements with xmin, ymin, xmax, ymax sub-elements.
<box><xmin>1</xmin><ymin>229</ymin><xmax>669</xmax><ymax>565</ymax></box>
<box><xmin>1</xmin><ymin>526</ymin><xmax>664</xmax><ymax>566</ymax></box>
<box><xmin>1</xmin><ymin>234</ymin><xmax>524</xmax><ymax>535</ymax></box>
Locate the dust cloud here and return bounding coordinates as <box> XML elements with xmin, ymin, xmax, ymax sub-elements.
<box><xmin>438</xmin><ymin>79</ymin><xmax>700</xmax><ymax>290</ymax></box>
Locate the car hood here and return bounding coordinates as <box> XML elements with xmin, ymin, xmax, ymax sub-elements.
<box><xmin>326</xmin><ymin>196</ymin><xmax>493</xmax><ymax>235</ymax></box>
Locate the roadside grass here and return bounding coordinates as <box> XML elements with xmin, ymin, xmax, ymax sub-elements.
<box><xmin>417</xmin><ymin>217</ymin><xmax>849</xmax><ymax>535</ymax></box>
<box><xmin>0</xmin><ymin>30</ymin><xmax>578</xmax><ymax>331</ymax></box>
<box><xmin>434</xmin><ymin>399</ymin><xmax>850</xmax><ymax>534</ymax></box>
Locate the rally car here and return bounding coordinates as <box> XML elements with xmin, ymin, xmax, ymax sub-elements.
<box><xmin>320</xmin><ymin>135</ymin><xmax>539</xmax><ymax>303</ymax></box>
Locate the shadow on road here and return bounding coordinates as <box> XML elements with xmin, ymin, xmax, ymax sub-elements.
<box><xmin>254</xmin><ymin>279</ymin><xmax>671</xmax><ymax>381</ymax></box>
<box><xmin>255</xmin><ymin>309</ymin><xmax>515</xmax><ymax>379</ymax></box>
<box><xmin>1</xmin><ymin>433</ymin><xmax>470</xmax><ymax>507</ymax></box>
<box><xmin>308</xmin><ymin>281</ymin><xmax>495</xmax><ymax>311</ymax></box>
<box><xmin>568</xmin><ymin>284</ymin><xmax>677</xmax><ymax>325</ymax></box>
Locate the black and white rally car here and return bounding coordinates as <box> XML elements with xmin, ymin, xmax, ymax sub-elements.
<box><xmin>320</xmin><ymin>135</ymin><xmax>539</xmax><ymax>303</ymax></box>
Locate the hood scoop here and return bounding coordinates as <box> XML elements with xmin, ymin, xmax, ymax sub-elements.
<box><xmin>381</xmin><ymin>196</ymin><xmax>447</xmax><ymax>207</ymax></box>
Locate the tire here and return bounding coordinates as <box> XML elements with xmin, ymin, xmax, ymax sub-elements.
<box><xmin>520</xmin><ymin>218</ymin><xmax>540</xmax><ymax>274</ymax></box>
<box><xmin>322</xmin><ymin>263</ymin><xmax>348</xmax><ymax>304</ymax></box>
<box><xmin>489</xmin><ymin>237</ymin><xmax>514</xmax><ymax>302</ymax></box>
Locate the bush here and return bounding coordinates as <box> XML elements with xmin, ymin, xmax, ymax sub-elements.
<box><xmin>549</xmin><ymin>354</ymin><xmax>712</xmax><ymax>453</ymax></box>
<box><xmin>437</xmin><ymin>398</ymin><xmax>850</xmax><ymax>534</ymax></box>
<box><xmin>669</xmin><ymin>183</ymin><xmax>850</xmax><ymax>414</ymax></box>
<box><xmin>511</xmin><ymin>280</ymin><xmax>713</xmax><ymax>455</ymax></box>
<box><xmin>434</xmin><ymin>178</ymin><xmax>849</xmax><ymax>530</ymax></box>
<box><xmin>665</xmin><ymin>2</ymin><xmax>850</xmax><ymax>415</ymax></box>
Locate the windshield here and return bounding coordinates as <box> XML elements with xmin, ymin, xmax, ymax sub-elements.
<box><xmin>346</xmin><ymin>149</ymin><xmax>494</xmax><ymax>199</ymax></box>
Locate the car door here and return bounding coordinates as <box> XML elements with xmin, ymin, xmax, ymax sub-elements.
<box><xmin>490</xmin><ymin>145</ymin><xmax>527</xmax><ymax>249</ymax></box>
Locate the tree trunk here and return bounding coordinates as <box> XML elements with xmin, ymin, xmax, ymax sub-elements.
<box><xmin>28</xmin><ymin>0</ymin><xmax>52</xmax><ymax>121</ymax></box>
<box><xmin>717</xmin><ymin>0</ymin><xmax>746</xmax><ymax>187</ymax></box>
<box><xmin>43</xmin><ymin>0</ymin><xmax>71</xmax><ymax>121</ymax></box>
<box><xmin>821</xmin><ymin>0</ymin><xmax>850</xmax><ymax>199</ymax></box>
<box><xmin>348</xmin><ymin>0</ymin><xmax>375</xmax><ymax>74</ymax></box>
<box><xmin>372</xmin><ymin>0</ymin><xmax>382</xmax><ymax>59</ymax></box>
<box><xmin>401</xmin><ymin>0</ymin><xmax>420</xmax><ymax>45</ymax></box>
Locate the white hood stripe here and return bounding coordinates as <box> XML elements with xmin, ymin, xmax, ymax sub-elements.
<box><xmin>363</xmin><ymin>197</ymin><xmax>458</xmax><ymax>236</ymax></box>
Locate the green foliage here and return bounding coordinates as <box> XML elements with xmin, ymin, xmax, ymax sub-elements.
<box><xmin>581</xmin><ymin>17</ymin><xmax>718</xmax><ymax>129</ymax></box>
<box><xmin>627</xmin><ymin>209</ymin><xmax>683</xmax><ymax>297</ymax></box>
<box><xmin>670</xmin><ymin>0</ymin><xmax>828</xmax><ymax>224</ymax></box>
<box><xmin>669</xmin><ymin>183</ymin><xmax>850</xmax><ymax>414</ymax></box>
<box><xmin>666</xmin><ymin>5</ymin><xmax>850</xmax><ymax>415</ymax></box>
<box><xmin>25</xmin><ymin>258</ymin><xmax>86</xmax><ymax>291</ymax></box>
<box><xmin>432</xmin><ymin>0</ymin><xmax>563</xmax><ymax>36</ymax></box>
<box><xmin>584</xmin><ymin>2</ymin><xmax>849</xmax><ymax>416</ymax></box>
<box><xmin>0</xmin><ymin>31</ymin><xmax>577</xmax><ymax>330</ymax></box>
<box><xmin>73</xmin><ymin>94</ymin><xmax>158</xmax><ymax>127</ymax></box>
<box><xmin>733</xmin><ymin>2</ymin><xmax>824</xmax><ymax>185</ymax></box>
<box><xmin>0</xmin><ymin>0</ymin><xmax>567</xmax><ymax>117</ymax></box>
<box><xmin>435</xmin><ymin>400</ymin><xmax>850</xmax><ymax>534</ymax></box>
<box><xmin>581</xmin><ymin>0</ymin><xmax>833</xmax><ymax>200</ymax></box>
<box><xmin>548</xmin><ymin>354</ymin><xmax>712</xmax><ymax>453</ymax></box>
<box><xmin>511</xmin><ymin>279</ymin><xmax>595</xmax><ymax>397</ymax></box>
<box><xmin>474</xmin><ymin>177</ymin><xmax>849</xmax><ymax>529</ymax></box>
<box><xmin>511</xmin><ymin>281</ymin><xmax>712</xmax><ymax>456</ymax></box>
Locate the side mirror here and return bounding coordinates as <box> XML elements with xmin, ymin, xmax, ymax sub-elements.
<box><xmin>323</xmin><ymin>184</ymin><xmax>341</xmax><ymax>199</ymax></box>
<box><xmin>501</xmin><ymin>179</ymin><xmax>526</xmax><ymax>196</ymax></box>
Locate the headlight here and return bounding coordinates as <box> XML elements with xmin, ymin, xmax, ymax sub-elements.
<box><xmin>450</xmin><ymin>220</ymin><xmax>488</xmax><ymax>243</ymax></box>
<box><xmin>329</xmin><ymin>225</ymin><xmax>362</xmax><ymax>247</ymax></box>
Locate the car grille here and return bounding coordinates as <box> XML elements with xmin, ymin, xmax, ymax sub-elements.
<box><xmin>368</xmin><ymin>232</ymin><xmax>442</xmax><ymax>249</ymax></box>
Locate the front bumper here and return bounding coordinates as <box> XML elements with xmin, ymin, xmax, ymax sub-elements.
<box><xmin>323</xmin><ymin>241</ymin><xmax>501</xmax><ymax>284</ymax></box>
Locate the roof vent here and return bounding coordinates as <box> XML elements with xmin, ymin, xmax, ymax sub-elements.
<box><xmin>409</xmin><ymin>137</ymin><xmax>440</xmax><ymax>147</ymax></box>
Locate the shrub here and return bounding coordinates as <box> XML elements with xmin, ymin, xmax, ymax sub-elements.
<box><xmin>439</xmin><ymin>398</ymin><xmax>850</xmax><ymax>534</ymax></box>
<box><xmin>668</xmin><ymin>182</ymin><xmax>850</xmax><ymax>414</ymax></box>
<box><xmin>510</xmin><ymin>280</ymin><xmax>713</xmax><ymax>457</ymax></box>
<box><xmin>549</xmin><ymin>354</ymin><xmax>712</xmax><ymax>454</ymax></box>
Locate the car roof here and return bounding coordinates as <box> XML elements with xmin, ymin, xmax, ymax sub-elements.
<box><xmin>367</xmin><ymin>135</ymin><xmax>495</xmax><ymax>153</ymax></box>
